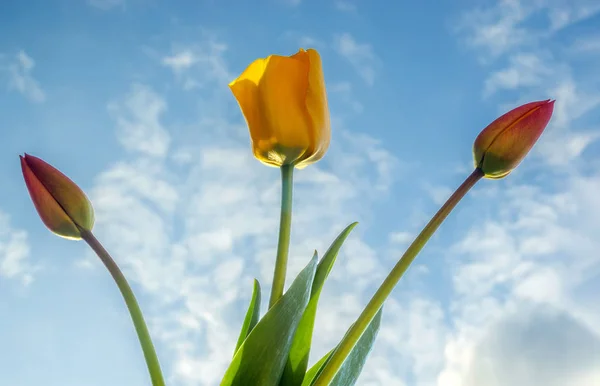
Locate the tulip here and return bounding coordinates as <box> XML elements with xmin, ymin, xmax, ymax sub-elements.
<box><xmin>229</xmin><ymin>48</ymin><xmax>331</xmax><ymax>169</ymax></box>
<box><xmin>20</xmin><ymin>153</ymin><xmax>165</xmax><ymax>385</ymax></box>
<box><xmin>20</xmin><ymin>153</ymin><xmax>94</xmax><ymax>239</ymax></box>
<box><xmin>473</xmin><ymin>99</ymin><xmax>555</xmax><ymax>179</ymax></box>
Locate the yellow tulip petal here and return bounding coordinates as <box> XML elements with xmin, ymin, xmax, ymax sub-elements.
<box><xmin>296</xmin><ymin>48</ymin><xmax>331</xmax><ymax>168</ymax></box>
<box><xmin>229</xmin><ymin>75</ymin><xmax>271</xmax><ymax>163</ymax></box>
<box><xmin>256</xmin><ymin>54</ymin><xmax>311</xmax><ymax>164</ymax></box>
<box><xmin>229</xmin><ymin>57</ymin><xmax>269</xmax><ymax>87</ymax></box>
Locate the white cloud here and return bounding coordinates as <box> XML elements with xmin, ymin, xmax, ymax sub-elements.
<box><xmin>107</xmin><ymin>84</ymin><xmax>170</xmax><ymax>157</ymax></box>
<box><xmin>540</xmin><ymin>130</ymin><xmax>600</xmax><ymax>166</ymax></box>
<box><xmin>162</xmin><ymin>51</ymin><xmax>196</xmax><ymax>72</ymax></box>
<box><xmin>3</xmin><ymin>50</ymin><xmax>45</xmax><ymax>103</ymax></box>
<box><xmin>439</xmin><ymin>170</ymin><xmax>600</xmax><ymax>386</ymax></box>
<box><xmin>570</xmin><ymin>34</ymin><xmax>600</xmax><ymax>54</ymax></box>
<box><xmin>483</xmin><ymin>52</ymin><xmax>554</xmax><ymax>96</ymax></box>
<box><xmin>422</xmin><ymin>183</ymin><xmax>453</xmax><ymax>206</ymax></box>
<box><xmin>546</xmin><ymin>80</ymin><xmax>600</xmax><ymax>130</ymax></box>
<box><xmin>389</xmin><ymin>231</ymin><xmax>413</xmax><ymax>245</ymax></box>
<box><xmin>458</xmin><ymin>0</ymin><xmax>600</xmax><ymax>168</ymax></box>
<box><xmin>457</xmin><ymin>0</ymin><xmax>534</xmax><ymax>59</ymax></box>
<box><xmin>333</xmin><ymin>33</ymin><xmax>380</xmax><ymax>86</ymax></box>
<box><xmin>457</xmin><ymin>0</ymin><xmax>600</xmax><ymax>59</ymax></box>
<box><xmin>546</xmin><ymin>0</ymin><xmax>600</xmax><ymax>32</ymax></box>
<box><xmin>280</xmin><ymin>32</ymin><xmax>326</xmax><ymax>50</ymax></box>
<box><xmin>536</xmin><ymin>80</ymin><xmax>600</xmax><ymax>166</ymax></box>
<box><xmin>0</xmin><ymin>211</ymin><xmax>35</xmax><ymax>286</ymax></box>
<box><xmin>328</xmin><ymin>81</ymin><xmax>364</xmax><ymax>114</ymax></box>
<box><xmin>161</xmin><ymin>40</ymin><xmax>232</xmax><ymax>90</ymax></box>
<box><xmin>463</xmin><ymin>305</ymin><xmax>600</xmax><ymax>386</ymax></box>
<box><xmin>298</xmin><ymin>36</ymin><xmax>322</xmax><ymax>48</ymax></box>
<box><xmin>334</xmin><ymin>0</ymin><xmax>357</xmax><ymax>12</ymax></box>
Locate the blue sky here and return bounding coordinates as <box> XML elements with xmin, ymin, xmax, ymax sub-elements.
<box><xmin>1</xmin><ymin>0</ymin><xmax>600</xmax><ymax>385</ymax></box>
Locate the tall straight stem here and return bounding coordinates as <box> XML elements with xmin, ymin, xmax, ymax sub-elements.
<box><xmin>313</xmin><ymin>168</ymin><xmax>484</xmax><ymax>385</ymax></box>
<box><xmin>269</xmin><ymin>164</ymin><xmax>295</xmax><ymax>309</ymax></box>
<box><xmin>80</xmin><ymin>229</ymin><xmax>165</xmax><ymax>386</ymax></box>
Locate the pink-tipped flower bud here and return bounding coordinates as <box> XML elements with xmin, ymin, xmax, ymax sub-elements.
<box><xmin>20</xmin><ymin>154</ymin><xmax>95</xmax><ymax>240</ymax></box>
<box><xmin>473</xmin><ymin>99</ymin><xmax>555</xmax><ymax>179</ymax></box>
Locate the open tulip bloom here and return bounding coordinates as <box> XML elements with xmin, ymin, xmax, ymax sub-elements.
<box><xmin>19</xmin><ymin>48</ymin><xmax>554</xmax><ymax>386</ymax></box>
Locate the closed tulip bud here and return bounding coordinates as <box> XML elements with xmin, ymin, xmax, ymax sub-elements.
<box><xmin>20</xmin><ymin>154</ymin><xmax>94</xmax><ymax>240</ymax></box>
<box><xmin>229</xmin><ymin>48</ymin><xmax>331</xmax><ymax>169</ymax></box>
<box><xmin>473</xmin><ymin>99</ymin><xmax>555</xmax><ymax>179</ymax></box>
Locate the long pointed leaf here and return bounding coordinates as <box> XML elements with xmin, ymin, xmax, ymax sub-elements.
<box><xmin>220</xmin><ymin>254</ymin><xmax>318</xmax><ymax>386</ymax></box>
<box><xmin>302</xmin><ymin>308</ymin><xmax>384</xmax><ymax>386</ymax></box>
<box><xmin>233</xmin><ymin>278</ymin><xmax>261</xmax><ymax>356</ymax></box>
<box><xmin>301</xmin><ymin>349</ymin><xmax>334</xmax><ymax>386</ymax></box>
<box><xmin>281</xmin><ymin>223</ymin><xmax>358</xmax><ymax>386</ymax></box>
<box><xmin>312</xmin><ymin>223</ymin><xmax>358</xmax><ymax>295</ymax></box>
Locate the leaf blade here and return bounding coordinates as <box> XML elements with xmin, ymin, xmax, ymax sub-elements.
<box><xmin>233</xmin><ymin>278</ymin><xmax>262</xmax><ymax>356</ymax></box>
<box><xmin>281</xmin><ymin>223</ymin><xmax>358</xmax><ymax>386</ymax></box>
<box><xmin>300</xmin><ymin>349</ymin><xmax>333</xmax><ymax>386</ymax></box>
<box><xmin>220</xmin><ymin>254</ymin><xmax>318</xmax><ymax>386</ymax></box>
<box><xmin>302</xmin><ymin>308</ymin><xmax>384</xmax><ymax>386</ymax></box>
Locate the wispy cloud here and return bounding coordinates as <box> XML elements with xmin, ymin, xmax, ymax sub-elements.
<box><xmin>570</xmin><ymin>33</ymin><xmax>600</xmax><ymax>54</ymax></box>
<box><xmin>457</xmin><ymin>0</ymin><xmax>600</xmax><ymax>60</ymax></box>
<box><xmin>107</xmin><ymin>84</ymin><xmax>170</xmax><ymax>157</ymax></box>
<box><xmin>280</xmin><ymin>32</ymin><xmax>326</xmax><ymax>51</ymax></box>
<box><xmin>162</xmin><ymin>50</ymin><xmax>196</xmax><ymax>72</ymax></box>
<box><xmin>483</xmin><ymin>52</ymin><xmax>554</xmax><ymax>97</ymax></box>
<box><xmin>538</xmin><ymin>79</ymin><xmax>600</xmax><ymax>165</ymax></box>
<box><xmin>328</xmin><ymin>81</ymin><xmax>364</xmax><ymax>113</ymax></box>
<box><xmin>3</xmin><ymin>50</ymin><xmax>45</xmax><ymax>103</ymax></box>
<box><xmin>161</xmin><ymin>40</ymin><xmax>232</xmax><ymax>90</ymax></box>
<box><xmin>546</xmin><ymin>0</ymin><xmax>600</xmax><ymax>32</ymax></box>
<box><xmin>457</xmin><ymin>0</ymin><xmax>534</xmax><ymax>59</ymax></box>
<box><xmin>0</xmin><ymin>210</ymin><xmax>35</xmax><ymax>286</ymax></box>
<box><xmin>457</xmin><ymin>0</ymin><xmax>600</xmax><ymax>167</ymax></box>
<box><xmin>334</xmin><ymin>0</ymin><xmax>357</xmax><ymax>13</ymax></box>
<box><xmin>333</xmin><ymin>33</ymin><xmax>380</xmax><ymax>86</ymax></box>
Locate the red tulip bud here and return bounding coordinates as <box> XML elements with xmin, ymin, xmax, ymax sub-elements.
<box><xmin>20</xmin><ymin>154</ymin><xmax>94</xmax><ymax>240</ymax></box>
<box><xmin>473</xmin><ymin>99</ymin><xmax>554</xmax><ymax>179</ymax></box>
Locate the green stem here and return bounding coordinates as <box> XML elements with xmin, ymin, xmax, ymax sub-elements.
<box><xmin>269</xmin><ymin>164</ymin><xmax>295</xmax><ymax>309</ymax></box>
<box><xmin>80</xmin><ymin>229</ymin><xmax>165</xmax><ymax>386</ymax></box>
<box><xmin>312</xmin><ymin>168</ymin><xmax>484</xmax><ymax>385</ymax></box>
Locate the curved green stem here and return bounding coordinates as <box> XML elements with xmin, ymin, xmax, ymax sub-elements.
<box><xmin>312</xmin><ymin>168</ymin><xmax>484</xmax><ymax>385</ymax></box>
<box><xmin>80</xmin><ymin>229</ymin><xmax>165</xmax><ymax>386</ymax></box>
<box><xmin>269</xmin><ymin>164</ymin><xmax>295</xmax><ymax>309</ymax></box>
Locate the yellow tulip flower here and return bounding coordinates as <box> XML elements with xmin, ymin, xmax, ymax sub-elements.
<box><xmin>229</xmin><ymin>48</ymin><xmax>331</xmax><ymax>168</ymax></box>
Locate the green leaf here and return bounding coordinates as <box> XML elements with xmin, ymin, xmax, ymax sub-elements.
<box><xmin>300</xmin><ymin>349</ymin><xmax>334</xmax><ymax>386</ymax></box>
<box><xmin>312</xmin><ymin>222</ymin><xmax>358</xmax><ymax>295</ymax></box>
<box><xmin>280</xmin><ymin>222</ymin><xmax>358</xmax><ymax>386</ymax></box>
<box><xmin>301</xmin><ymin>308</ymin><xmax>384</xmax><ymax>386</ymax></box>
<box><xmin>233</xmin><ymin>278</ymin><xmax>261</xmax><ymax>356</ymax></box>
<box><xmin>220</xmin><ymin>254</ymin><xmax>318</xmax><ymax>386</ymax></box>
